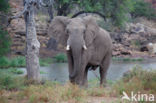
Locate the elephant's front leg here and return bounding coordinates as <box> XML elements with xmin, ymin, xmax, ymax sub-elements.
<box><xmin>81</xmin><ymin>54</ymin><xmax>89</xmax><ymax>87</ymax></box>
<box><xmin>66</xmin><ymin>51</ymin><xmax>73</xmax><ymax>81</ymax></box>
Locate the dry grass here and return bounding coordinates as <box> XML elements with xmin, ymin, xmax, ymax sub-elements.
<box><xmin>113</xmin><ymin>66</ymin><xmax>156</xmax><ymax>99</ymax></box>
<box><xmin>0</xmin><ymin>66</ymin><xmax>156</xmax><ymax>103</ymax></box>
<box><xmin>12</xmin><ymin>82</ymin><xmax>87</xmax><ymax>103</ymax></box>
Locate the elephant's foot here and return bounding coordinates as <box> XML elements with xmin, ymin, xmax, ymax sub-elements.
<box><xmin>100</xmin><ymin>79</ymin><xmax>107</xmax><ymax>87</ymax></box>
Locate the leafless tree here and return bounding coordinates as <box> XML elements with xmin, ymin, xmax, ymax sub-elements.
<box><xmin>9</xmin><ymin>0</ymin><xmax>53</xmax><ymax>82</ymax></box>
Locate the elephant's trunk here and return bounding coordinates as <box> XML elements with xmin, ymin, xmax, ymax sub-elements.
<box><xmin>69</xmin><ymin>43</ymin><xmax>82</xmax><ymax>82</ymax></box>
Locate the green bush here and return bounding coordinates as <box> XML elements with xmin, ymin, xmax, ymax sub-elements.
<box><xmin>113</xmin><ymin>66</ymin><xmax>156</xmax><ymax>96</ymax></box>
<box><xmin>0</xmin><ymin>70</ymin><xmax>25</xmax><ymax>90</ymax></box>
<box><xmin>39</xmin><ymin>58</ymin><xmax>53</xmax><ymax>66</ymax></box>
<box><xmin>132</xmin><ymin>0</ymin><xmax>156</xmax><ymax>20</ymax></box>
<box><xmin>0</xmin><ymin>0</ymin><xmax>10</xmax><ymax>12</ymax></box>
<box><xmin>0</xmin><ymin>56</ymin><xmax>54</xmax><ymax>68</ymax></box>
<box><xmin>8</xmin><ymin>68</ymin><xmax>24</xmax><ymax>75</ymax></box>
<box><xmin>0</xmin><ymin>56</ymin><xmax>10</xmax><ymax>68</ymax></box>
<box><xmin>0</xmin><ymin>56</ymin><xmax>26</xmax><ymax>68</ymax></box>
<box><xmin>53</xmin><ymin>53</ymin><xmax>67</xmax><ymax>63</ymax></box>
<box><xmin>0</xmin><ymin>29</ymin><xmax>11</xmax><ymax>56</ymax></box>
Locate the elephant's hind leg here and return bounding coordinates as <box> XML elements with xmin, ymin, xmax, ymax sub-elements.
<box><xmin>99</xmin><ymin>52</ymin><xmax>111</xmax><ymax>86</ymax></box>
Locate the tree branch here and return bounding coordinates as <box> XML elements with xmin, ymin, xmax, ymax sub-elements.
<box><xmin>0</xmin><ymin>13</ymin><xmax>8</xmax><ymax>17</ymax></box>
<box><xmin>72</xmin><ymin>11</ymin><xmax>106</xmax><ymax>21</ymax></box>
<box><xmin>7</xmin><ymin>5</ymin><xmax>28</xmax><ymax>26</ymax></box>
<box><xmin>39</xmin><ymin>0</ymin><xmax>54</xmax><ymax>7</ymax></box>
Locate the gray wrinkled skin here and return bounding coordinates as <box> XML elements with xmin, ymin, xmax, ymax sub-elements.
<box><xmin>48</xmin><ymin>16</ymin><xmax>112</xmax><ymax>87</ymax></box>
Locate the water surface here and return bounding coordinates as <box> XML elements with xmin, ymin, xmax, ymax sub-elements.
<box><xmin>20</xmin><ymin>60</ymin><xmax>156</xmax><ymax>83</ymax></box>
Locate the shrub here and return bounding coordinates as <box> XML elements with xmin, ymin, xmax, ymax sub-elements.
<box><xmin>0</xmin><ymin>29</ymin><xmax>11</xmax><ymax>56</ymax></box>
<box><xmin>39</xmin><ymin>58</ymin><xmax>53</xmax><ymax>66</ymax></box>
<box><xmin>0</xmin><ymin>70</ymin><xmax>25</xmax><ymax>90</ymax></box>
<box><xmin>0</xmin><ymin>0</ymin><xmax>10</xmax><ymax>12</ymax></box>
<box><xmin>113</xmin><ymin>66</ymin><xmax>156</xmax><ymax>96</ymax></box>
<box><xmin>0</xmin><ymin>56</ymin><xmax>26</xmax><ymax>68</ymax></box>
<box><xmin>132</xmin><ymin>0</ymin><xmax>156</xmax><ymax>20</ymax></box>
<box><xmin>18</xmin><ymin>82</ymin><xmax>87</xmax><ymax>103</ymax></box>
<box><xmin>8</xmin><ymin>68</ymin><xmax>24</xmax><ymax>75</ymax></box>
<box><xmin>0</xmin><ymin>56</ymin><xmax>10</xmax><ymax>68</ymax></box>
<box><xmin>53</xmin><ymin>53</ymin><xmax>67</xmax><ymax>63</ymax></box>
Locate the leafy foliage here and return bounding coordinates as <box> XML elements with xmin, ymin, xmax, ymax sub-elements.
<box><xmin>131</xmin><ymin>0</ymin><xmax>156</xmax><ymax>20</ymax></box>
<box><xmin>0</xmin><ymin>0</ymin><xmax>10</xmax><ymax>12</ymax></box>
<box><xmin>113</xmin><ymin>66</ymin><xmax>156</xmax><ymax>96</ymax></box>
<box><xmin>53</xmin><ymin>0</ymin><xmax>134</xmax><ymax>26</ymax></box>
<box><xmin>0</xmin><ymin>56</ymin><xmax>26</xmax><ymax>68</ymax></box>
<box><xmin>53</xmin><ymin>53</ymin><xmax>67</xmax><ymax>62</ymax></box>
<box><xmin>0</xmin><ymin>70</ymin><xmax>25</xmax><ymax>90</ymax></box>
<box><xmin>0</xmin><ymin>56</ymin><xmax>54</xmax><ymax>68</ymax></box>
<box><xmin>0</xmin><ymin>29</ymin><xmax>11</xmax><ymax>56</ymax></box>
<box><xmin>54</xmin><ymin>0</ymin><xmax>156</xmax><ymax>27</ymax></box>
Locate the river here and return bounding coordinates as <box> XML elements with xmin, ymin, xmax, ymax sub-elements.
<box><xmin>20</xmin><ymin>60</ymin><xmax>156</xmax><ymax>83</ymax></box>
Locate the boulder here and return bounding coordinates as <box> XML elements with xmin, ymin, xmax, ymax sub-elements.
<box><xmin>147</xmin><ymin>43</ymin><xmax>156</xmax><ymax>54</ymax></box>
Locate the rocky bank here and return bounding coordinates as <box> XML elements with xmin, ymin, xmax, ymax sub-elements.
<box><xmin>5</xmin><ymin>0</ymin><xmax>156</xmax><ymax>58</ymax></box>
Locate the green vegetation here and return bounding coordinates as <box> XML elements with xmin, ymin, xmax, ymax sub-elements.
<box><xmin>0</xmin><ymin>0</ymin><xmax>10</xmax><ymax>12</ymax></box>
<box><xmin>131</xmin><ymin>40</ymin><xmax>141</xmax><ymax>49</ymax></box>
<box><xmin>0</xmin><ymin>0</ymin><xmax>11</xmax><ymax>57</ymax></box>
<box><xmin>0</xmin><ymin>70</ymin><xmax>25</xmax><ymax>90</ymax></box>
<box><xmin>8</xmin><ymin>68</ymin><xmax>24</xmax><ymax>75</ymax></box>
<box><xmin>113</xmin><ymin>66</ymin><xmax>156</xmax><ymax>96</ymax></box>
<box><xmin>132</xmin><ymin>0</ymin><xmax>156</xmax><ymax>20</ymax></box>
<box><xmin>0</xmin><ymin>29</ymin><xmax>11</xmax><ymax>56</ymax></box>
<box><xmin>112</xmin><ymin>57</ymin><xmax>143</xmax><ymax>62</ymax></box>
<box><xmin>0</xmin><ymin>56</ymin><xmax>144</xmax><ymax>68</ymax></box>
<box><xmin>0</xmin><ymin>66</ymin><xmax>155</xmax><ymax>103</ymax></box>
<box><xmin>0</xmin><ymin>56</ymin><xmax>53</xmax><ymax>68</ymax></box>
<box><xmin>54</xmin><ymin>0</ymin><xmax>156</xmax><ymax>27</ymax></box>
<box><xmin>55</xmin><ymin>0</ymin><xmax>134</xmax><ymax>27</ymax></box>
<box><xmin>0</xmin><ymin>56</ymin><xmax>25</xmax><ymax>68</ymax></box>
<box><xmin>53</xmin><ymin>53</ymin><xmax>67</xmax><ymax>63</ymax></box>
<box><xmin>39</xmin><ymin>57</ymin><xmax>53</xmax><ymax>66</ymax></box>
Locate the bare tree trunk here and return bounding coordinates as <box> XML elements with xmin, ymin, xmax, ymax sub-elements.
<box><xmin>25</xmin><ymin>3</ymin><xmax>40</xmax><ymax>82</ymax></box>
<box><xmin>8</xmin><ymin>0</ymin><xmax>54</xmax><ymax>82</ymax></box>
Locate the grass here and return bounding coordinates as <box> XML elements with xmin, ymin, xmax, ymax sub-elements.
<box><xmin>0</xmin><ymin>66</ymin><xmax>155</xmax><ymax>103</ymax></box>
<box><xmin>112</xmin><ymin>57</ymin><xmax>143</xmax><ymax>62</ymax></box>
<box><xmin>53</xmin><ymin>53</ymin><xmax>67</xmax><ymax>63</ymax></box>
<box><xmin>8</xmin><ymin>68</ymin><xmax>24</xmax><ymax>74</ymax></box>
<box><xmin>12</xmin><ymin>82</ymin><xmax>87</xmax><ymax>103</ymax></box>
<box><xmin>0</xmin><ymin>70</ymin><xmax>25</xmax><ymax>90</ymax></box>
<box><xmin>0</xmin><ymin>56</ymin><xmax>53</xmax><ymax>68</ymax></box>
<box><xmin>39</xmin><ymin>57</ymin><xmax>53</xmax><ymax>66</ymax></box>
<box><xmin>113</xmin><ymin>66</ymin><xmax>156</xmax><ymax>97</ymax></box>
<box><xmin>0</xmin><ymin>56</ymin><xmax>144</xmax><ymax>69</ymax></box>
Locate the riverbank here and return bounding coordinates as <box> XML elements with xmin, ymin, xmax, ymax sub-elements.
<box><xmin>0</xmin><ymin>67</ymin><xmax>155</xmax><ymax>103</ymax></box>
<box><xmin>1</xmin><ymin>55</ymin><xmax>156</xmax><ymax>69</ymax></box>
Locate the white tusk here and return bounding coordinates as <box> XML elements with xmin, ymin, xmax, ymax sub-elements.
<box><xmin>83</xmin><ymin>45</ymin><xmax>87</xmax><ymax>50</ymax></box>
<box><xmin>66</xmin><ymin>45</ymin><xmax>70</xmax><ymax>51</ymax></box>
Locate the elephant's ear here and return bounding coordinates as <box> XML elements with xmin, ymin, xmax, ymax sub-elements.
<box><xmin>83</xmin><ymin>16</ymin><xmax>99</xmax><ymax>47</ymax></box>
<box><xmin>48</xmin><ymin>16</ymin><xmax>70</xmax><ymax>46</ymax></box>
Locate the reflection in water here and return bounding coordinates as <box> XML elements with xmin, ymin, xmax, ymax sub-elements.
<box><xmin>20</xmin><ymin>61</ymin><xmax>156</xmax><ymax>83</ymax></box>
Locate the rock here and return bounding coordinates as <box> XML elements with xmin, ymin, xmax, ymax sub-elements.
<box><xmin>146</xmin><ymin>27</ymin><xmax>156</xmax><ymax>36</ymax></box>
<box><xmin>126</xmin><ymin>23</ymin><xmax>146</xmax><ymax>34</ymax></box>
<box><xmin>147</xmin><ymin>43</ymin><xmax>156</xmax><ymax>54</ymax></box>
<box><xmin>46</xmin><ymin>37</ymin><xmax>58</xmax><ymax>50</ymax></box>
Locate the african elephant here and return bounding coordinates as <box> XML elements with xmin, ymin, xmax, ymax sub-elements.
<box><xmin>48</xmin><ymin>16</ymin><xmax>112</xmax><ymax>86</ymax></box>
